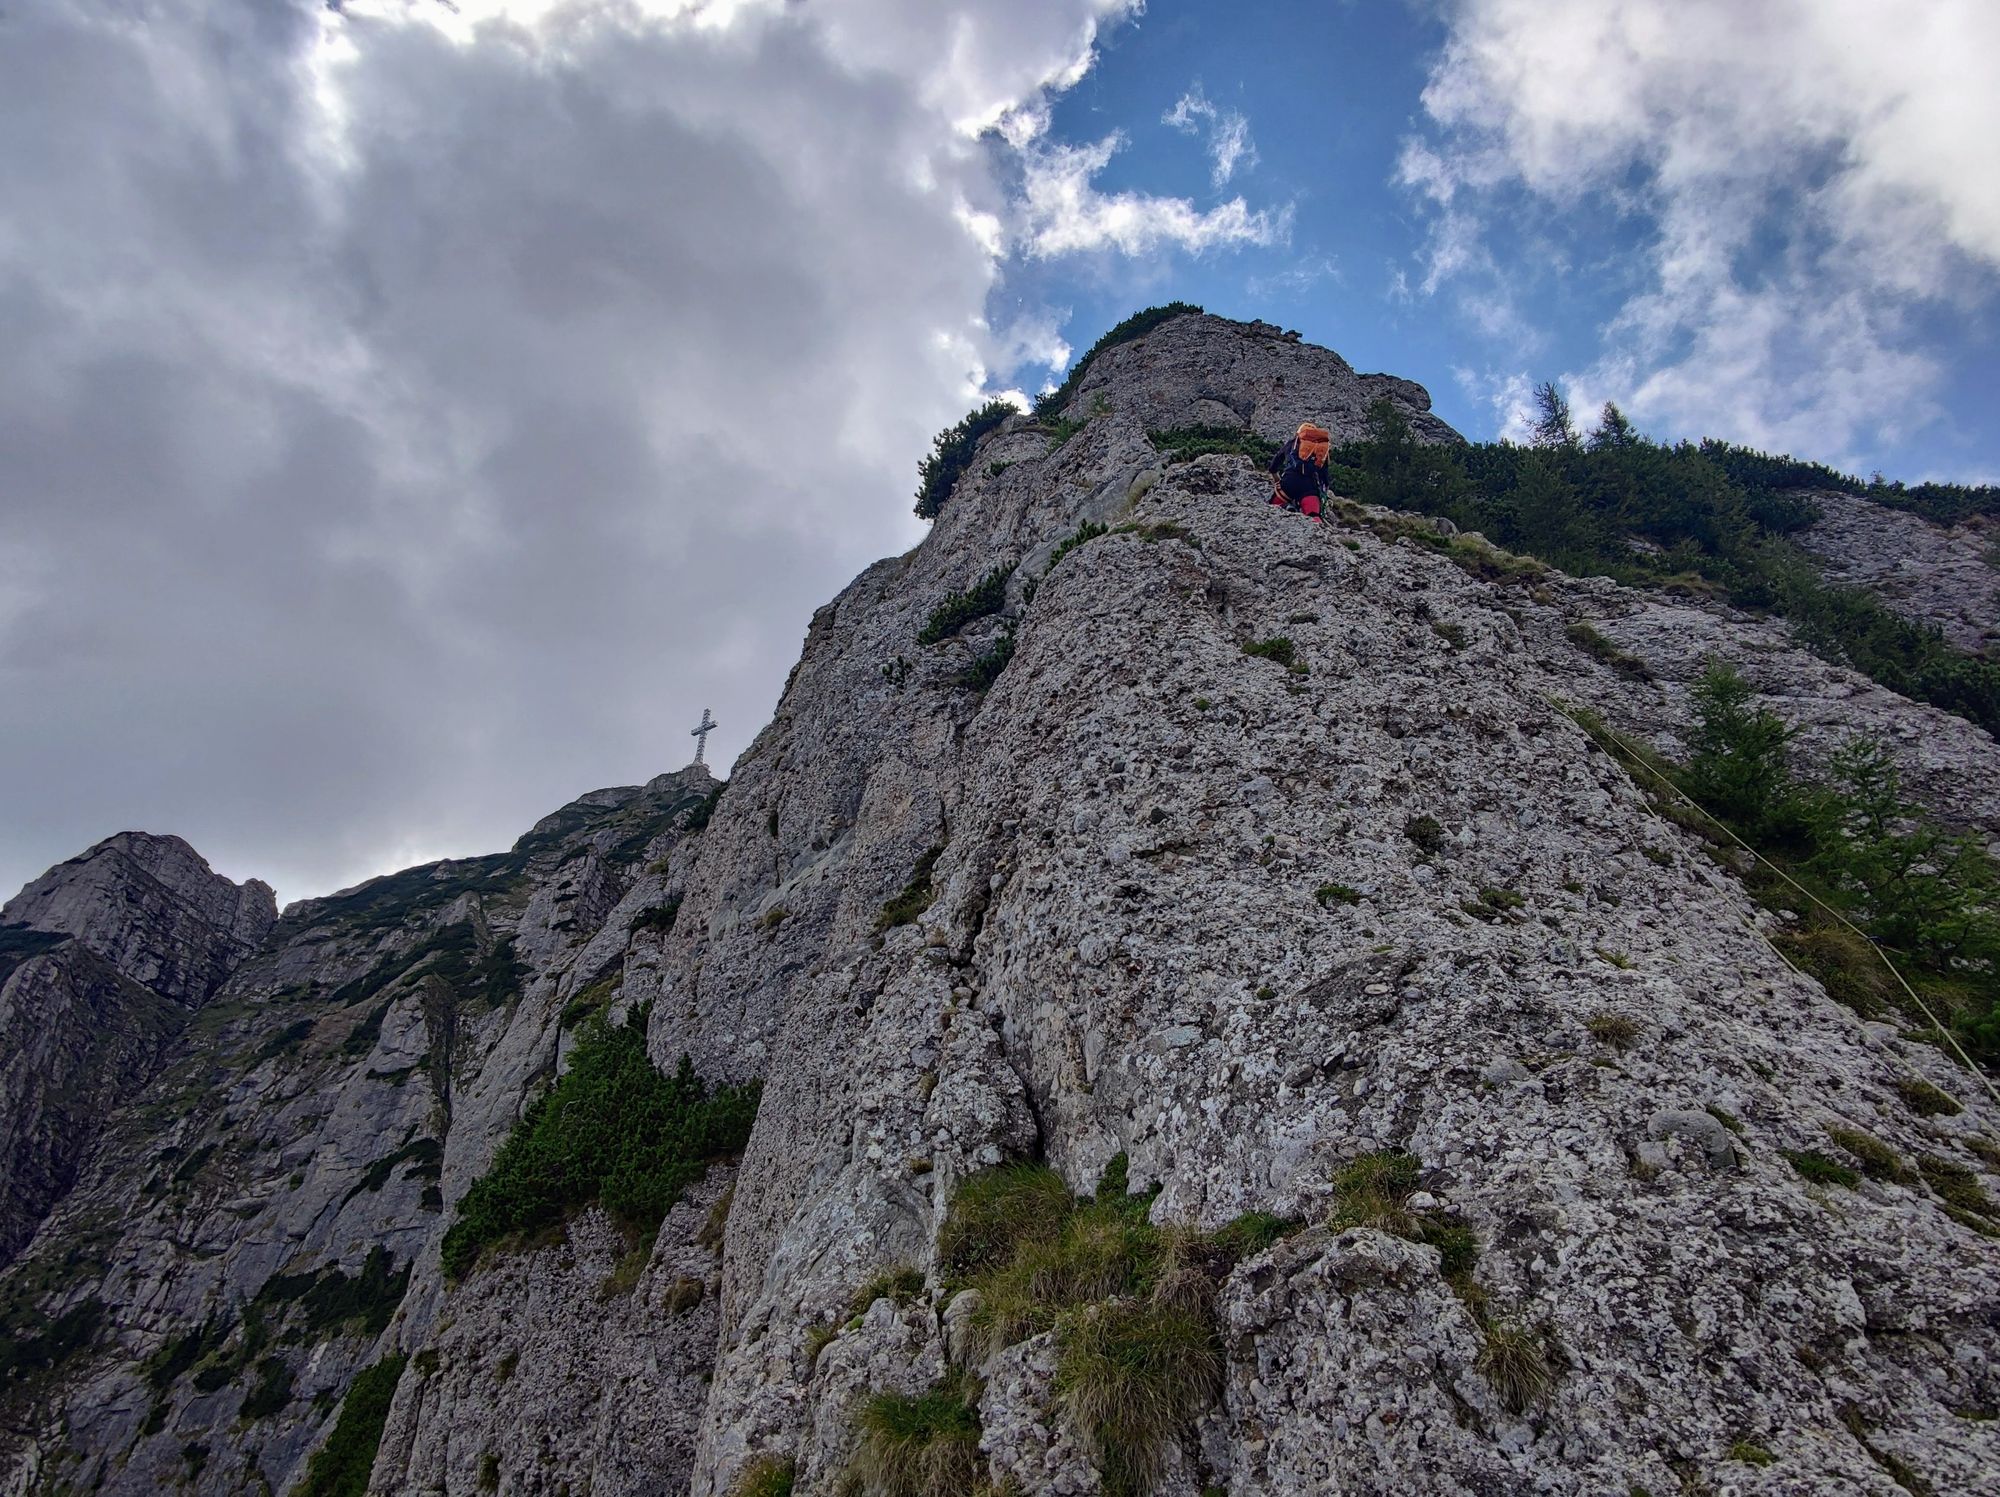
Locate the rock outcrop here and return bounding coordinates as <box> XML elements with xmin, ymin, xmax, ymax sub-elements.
<box><xmin>0</xmin><ymin>773</ymin><xmax>717</xmax><ymax>1494</ymax></box>
<box><xmin>1</xmin><ymin>831</ymin><xmax>276</xmax><ymax>1004</ymax></box>
<box><xmin>655</xmin><ymin>318</ymin><xmax>1999</xmax><ymax>1495</ymax></box>
<box><xmin>1800</xmin><ymin>488</ymin><xmax>2000</xmax><ymax>656</ymax></box>
<box><xmin>0</xmin><ymin>834</ymin><xmax>276</xmax><ymax>1264</ymax></box>
<box><xmin>2</xmin><ymin>312</ymin><xmax>1995</xmax><ymax>1497</ymax></box>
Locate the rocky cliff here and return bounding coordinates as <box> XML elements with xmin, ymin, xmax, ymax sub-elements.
<box><xmin>1798</xmin><ymin>488</ymin><xmax>2000</xmax><ymax>657</ymax></box>
<box><xmin>2</xmin><ymin>312</ymin><xmax>1995</xmax><ymax>1497</ymax></box>
<box><xmin>0</xmin><ymin>834</ymin><xmax>276</xmax><ymax>1266</ymax></box>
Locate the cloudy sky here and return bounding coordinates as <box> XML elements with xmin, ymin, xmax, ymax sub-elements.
<box><xmin>4</xmin><ymin>0</ymin><xmax>1997</xmax><ymax>904</ymax></box>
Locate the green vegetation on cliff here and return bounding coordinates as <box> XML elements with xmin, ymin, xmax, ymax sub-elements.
<box><xmin>1571</xmin><ymin>663</ymin><xmax>2000</xmax><ymax>1060</ymax></box>
<box><xmin>1333</xmin><ymin>397</ymin><xmax>2000</xmax><ymax>738</ymax></box>
<box><xmin>913</xmin><ymin>303</ymin><xmax>1207</xmax><ymax>521</ymax></box>
<box><xmin>441</xmin><ymin>1006</ymin><xmax>759</xmax><ymax>1278</ymax></box>
<box><xmin>299</xmin><ymin>1354</ymin><xmax>406</xmax><ymax>1497</ymax></box>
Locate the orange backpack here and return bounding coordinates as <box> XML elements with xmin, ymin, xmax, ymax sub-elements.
<box><xmin>1294</xmin><ymin>422</ymin><xmax>1331</xmax><ymax>465</ymax></box>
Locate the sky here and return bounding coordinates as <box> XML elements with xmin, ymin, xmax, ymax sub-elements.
<box><xmin>3</xmin><ymin>0</ymin><xmax>1997</xmax><ymax>905</ymax></box>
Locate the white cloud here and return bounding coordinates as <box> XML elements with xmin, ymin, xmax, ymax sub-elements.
<box><xmin>1451</xmin><ymin>366</ymin><xmax>1538</xmax><ymax>444</ymax></box>
<box><xmin>1019</xmin><ymin>132</ymin><xmax>1290</xmax><ymax>258</ymax></box>
<box><xmin>1246</xmin><ymin>254</ymin><xmax>1342</xmax><ymax>299</ymax></box>
<box><xmin>0</xmin><ymin>0</ymin><xmax>1291</xmax><ymax>902</ymax></box>
<box><xmin>1403</xmin><ymin>0</ymin><xmax>2000</xmax><ymax>455</ymax></box>
<box><xmin>1163</xmin><ymin>84</ymin><xmax>1258</xmax><ymax>187</ymax></box>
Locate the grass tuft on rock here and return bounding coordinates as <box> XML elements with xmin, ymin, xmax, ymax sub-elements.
<box><xmin>1585</xmin><ymin>1012</ymin><xmax>1642</xmax><ymax>1051</ymax></box>
<box><xmin>1565</xmin><ymin>621</ymin><xmax>1652</xmax><ymax>679</ymax></box>
<box><xmin>1783</xmin><ymin>1149</ymin><xmax>1860</xmax><ymax>1189</ymax></box>
<box><xmin>1476</xmin><ymin>1320</ymin><xmax>1553</xmax><ymax>1415</ymax></box>
<box><xmin>970</xmin><ymin>1198</ymin><xmax>1159</xmax><ymax>1355</ymax></box>
<box><xmin>1825</xmin><ymin>1126</ymin><xmax>1912</xmax><ymax>1183</ymax></box>
<box><xmin>849</xmin><ymin>1372</ymin><xmax>984</xmax><ymax>1497</ymax></box>
<box><xmin>938</xmin><ymin>1163</ymin><xmax>1074</xmax><ymax>1279</ymax></box>
<box><xmin>1775</xmin><ymin>927</ymin><xmax>1899</xmax><ymax>1018</ymax></box>
<box><xmin>1207</xmin><ymin>1211</ymin><xmax>1297</xmax><ymax>1261</ymax></box>
<box><xmin>727</xmin><ymin>1455</ymin><xmax>797</xmax><ymax>1497</ymax></box>
<box><xmin>1330</xmin><ymin>1150</ymin><xmax>1480</xmax><ymax>1282</ymax></box>
<box><xmin>1330</xmin><ymin>1151</ymin><xmax>1420</xmax><ymax>1232</ymax></box>
<box><xmin>1054</xmin><ymin>1299</ymin><xmax>1221</xmax><ymax>1497</ymax></box>
<box><xmin>940</xmin><ymin>1159</ymin><xmax>1286</xmax><ymax>1493</ymax></box>
<box><xmin>849</xmin><ymin>1265</ymin><xmax>926</xmax><ymax>1318</ymax></box>
<box><xmin>1917</xmin><ymin>1152</ymin><xmax>1999</xmax><ymax>1234</ymax></box>
<box><xmin>1892</xmin><ymin>1076</ymin><xmax>1962</xmax><ymax>1118</ymax></box>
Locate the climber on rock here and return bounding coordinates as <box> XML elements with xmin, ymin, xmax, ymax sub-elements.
<box><xmin>1268</xmin><ymin>421</ymin><xmax>1332</xmax><ymax>521</ymax></box>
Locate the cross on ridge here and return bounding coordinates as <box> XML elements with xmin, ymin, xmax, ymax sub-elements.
<box><xmin>689</xmin><ymin>707</ymin><xmax>718</xmax><ymax>767</ymax></box>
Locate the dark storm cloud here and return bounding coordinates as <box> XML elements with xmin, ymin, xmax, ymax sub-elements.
<box><xmin>0</xmin><ymin>0</ymin><xmax>1138</xmax><ymax>900</ymax></box>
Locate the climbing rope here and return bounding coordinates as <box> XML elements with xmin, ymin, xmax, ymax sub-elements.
<box><xmin>1545</xmin><ymin>695</ymin><xmax>2000</xmax><ymax>1110</ymax></box>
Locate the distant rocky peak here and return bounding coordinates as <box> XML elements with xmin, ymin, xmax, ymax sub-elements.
<box><xmin>1</xmin><ymin>830</ymin><xmax>275</xmax><ymax>1005</ymax></box>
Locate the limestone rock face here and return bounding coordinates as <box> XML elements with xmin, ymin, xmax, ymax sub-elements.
<box><xmin>0</xmin><ymin>942</ymin><xmax>183</xmax><ymax>1265</ymax></box>
<box><xmin>3</xmin><ymin>312</ymin><xmax>1997</xmax><ymax>1497</ymax></box>
<box><xmin>1799</xmin><ymin>488</ymin><xmax>2000</xmax><ymax>656</ymax></box>
<box><xmin>0</xmin><ymin>771</ymin><xmax>720</xmax><ymax>1495</ymax></box>
<box><xmin>643</xmin><ymin>315</ymin><xmax>1998</xmax><ymax>1494</ymax></box>
<box><xmin>371</xmin><ymin>1184</ymin><xmax>735</xmax><ymax>1497</ymax></box>
<box><xmin>2</xmin><ymin>831</ymin><xmax>276</xmax><ymax>1004</ymax></box>
<box><xmin>1042</xmin><ymin>311</ymin><xmax>1460</xmax><ymax>448</ymax></box>
<box><xmin>0</xmin><ymin>834</ymin><xmax>276</xmax><ymax>1265</ymax></box>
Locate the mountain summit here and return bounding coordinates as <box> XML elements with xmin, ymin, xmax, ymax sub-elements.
<box><xmin>3</xmin><ymin>311</ymin><xmax>1996</xmax><ymax>1496</ymax></box>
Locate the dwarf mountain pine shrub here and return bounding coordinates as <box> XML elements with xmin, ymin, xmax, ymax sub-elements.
<box><xmin>440</xmin><ymin>1007</ymin><xmax>758</xmax><ymax>1278</ymax></box>
<box><xmin>955</xmin><ymin>629</ymin><xmax>1016</xmax><ymax>691</ymax></box>
<box><xmin>298</xmin><ymin>1354</ymin><xmax>407</xmax><ymax>1497</ymax></box>
<box><xmin>1241</xmin><ymin>637</ymin><xmax>1296</xmax><ymax>667</ymax></box>
<box><xmin>918</xmin><ymin>568</ymin><xmax>1012</xmax><ymax>645</ymax></box>
<box><xmin>916</xmin><ymin>401</ymin><xmax>1017</xmax><ymax>520</ymax></box>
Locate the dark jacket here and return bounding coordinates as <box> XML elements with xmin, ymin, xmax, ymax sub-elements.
<box><xmin>1268</xmin><ymin>437</ymin><xmax>1327</xmax><ymax>501</ymax></box>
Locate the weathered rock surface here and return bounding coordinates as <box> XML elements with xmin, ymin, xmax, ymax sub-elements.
<box><xmin>0</xmin><ymin>772</ymin><xmax>719</xmax><ymax>1495</ymax></box>
<box><xmin>2</xmin><ymin>832</ymin><xmax>276</xmax><ymax>1003</ymax></box>
<box><xmin>652</xmin><ymin>315</ymin><xmax>1998</xmax><ymax>1494</ymax></box>
<box><xmin>0</xmin><ymin>941</ymin><xmax>184</xmax><ymax>1265</ymax></box>
<box><xmin>2</xmin><ymin>312</ymin><xmax>1996</xmax><ymax>1497</ymax></box>
<box><xmin>0</xmin><ymin>835</ymin><xmax>276</xmax><ymax>1265</ymax></box>
<box><xmin>373</xmin><ymin>1182</ymin><xmax>735</xmax><ymax>1497</ymax></box>
<box><xmin>1800</xmin><ymin>487</ymin><xmax>2000</xmax><ymax>656</ymax></box>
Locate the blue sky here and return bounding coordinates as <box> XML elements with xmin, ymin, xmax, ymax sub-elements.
<box><xmin>2</xmin><ymin>0</ymin><xmax>1995</xmax><ymax>901</ymax></box>
<box><xmin>993</xmin><ymin>2</ymin><xmax>2000</xmax><ymax>483</ymax></box>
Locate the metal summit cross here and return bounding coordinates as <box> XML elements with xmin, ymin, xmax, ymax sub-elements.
<box><xmin>689</xmin><ymin>707</ymin><xmax>718</xmax><ymax>767</ymax></box>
